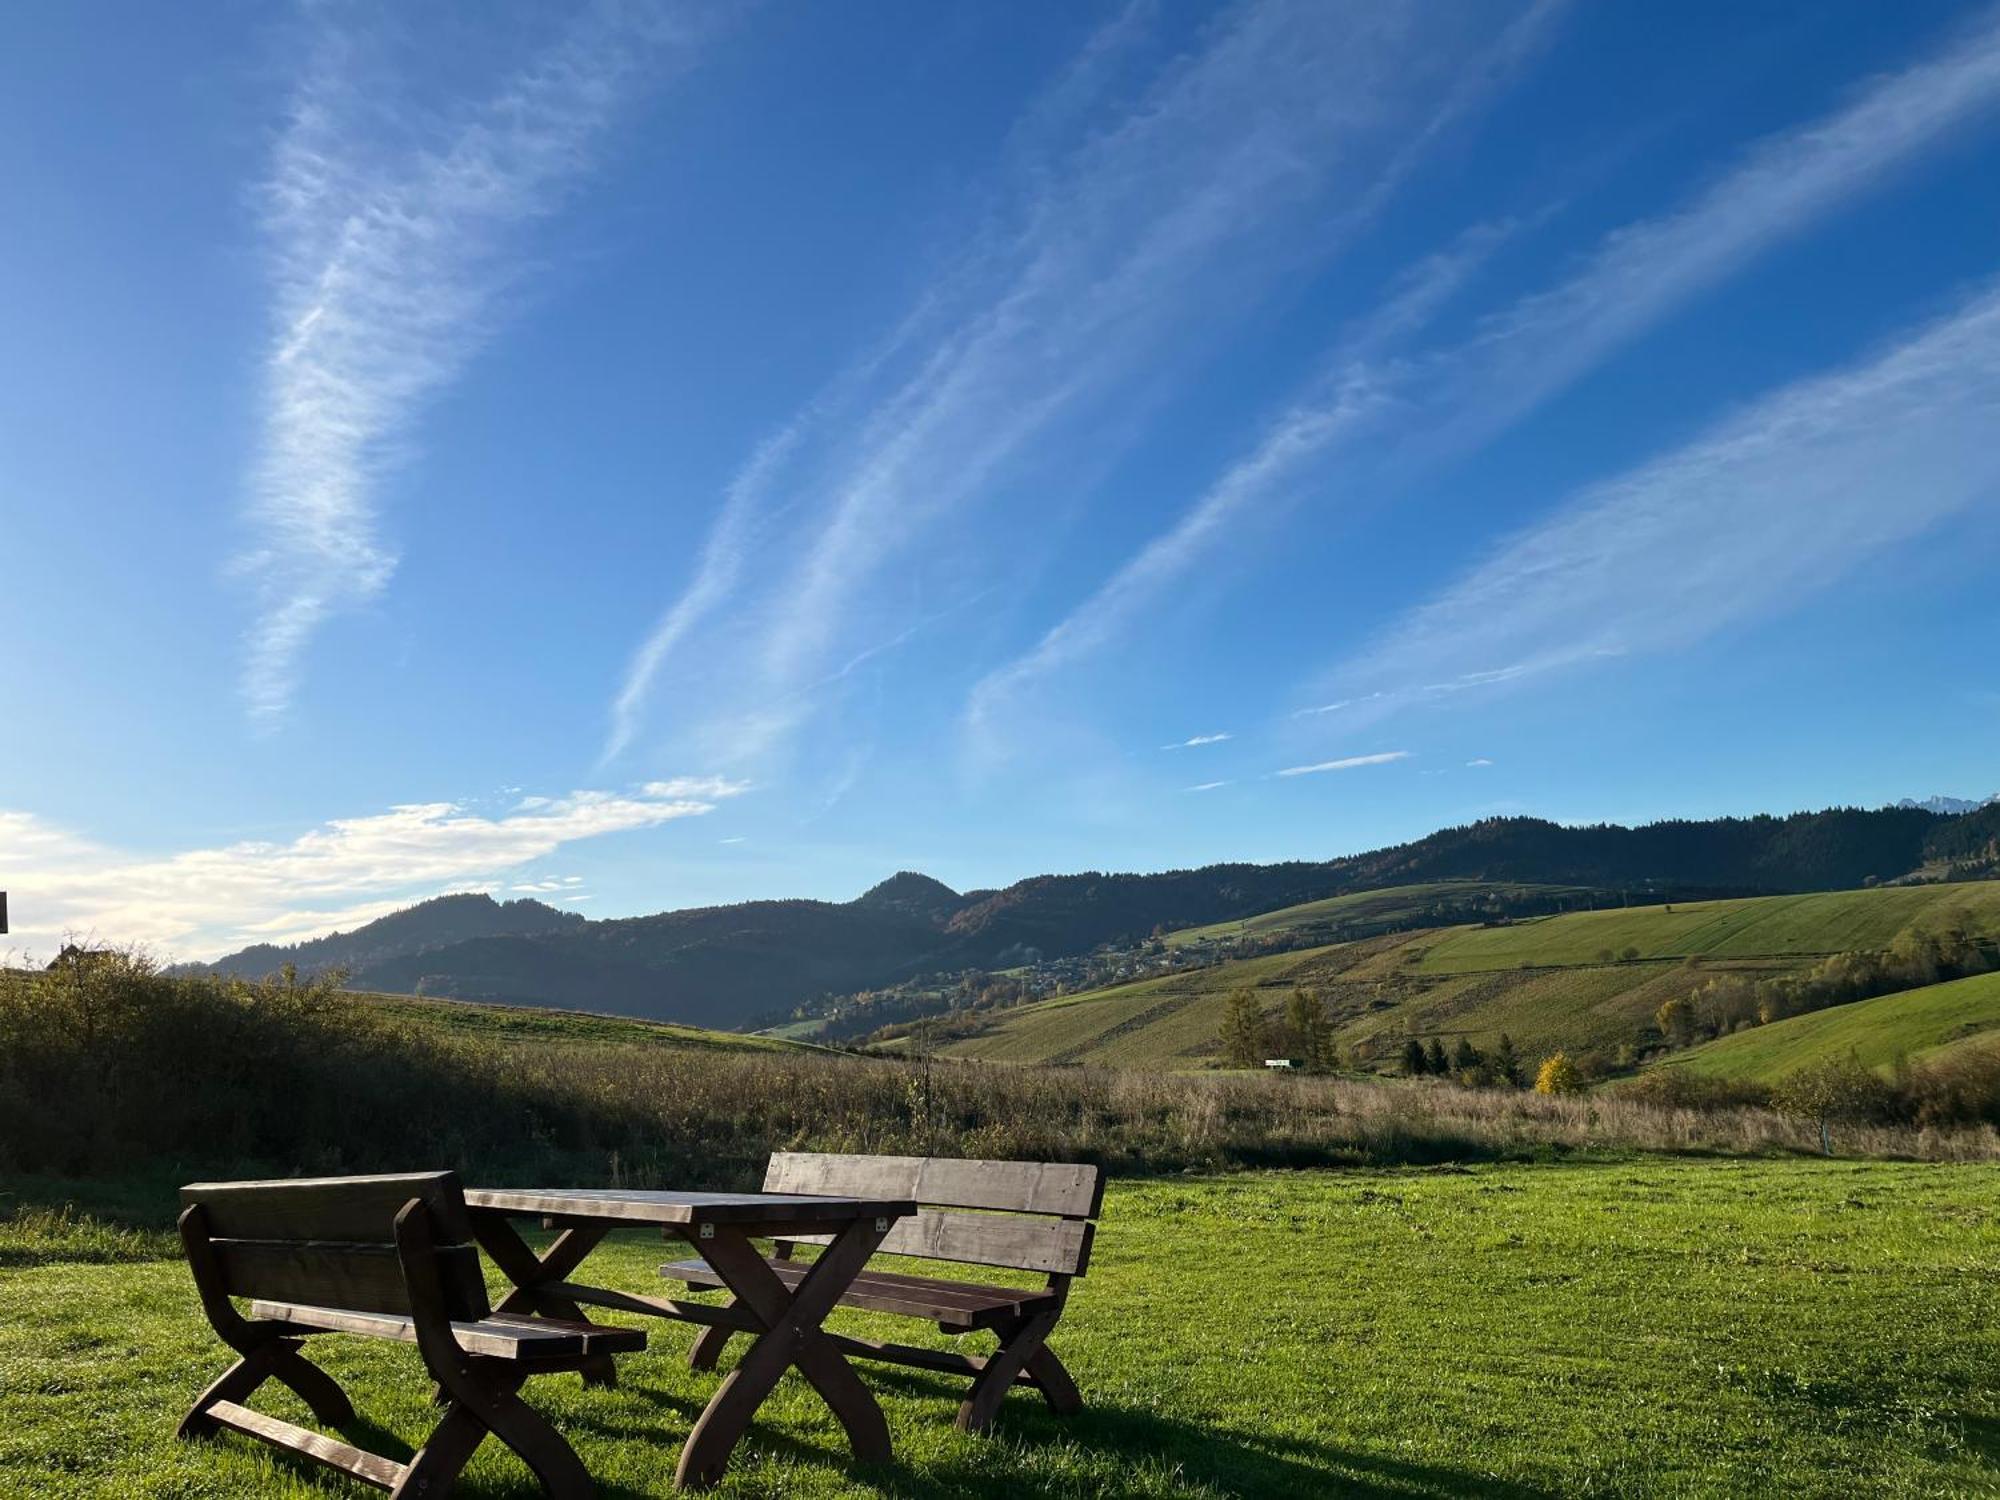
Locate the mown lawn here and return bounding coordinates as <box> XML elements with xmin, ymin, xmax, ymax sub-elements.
<box><xmin>4</xmin><ymin>1159</ymin><xmax>1998</xmax><ymax>1498</ymax></box>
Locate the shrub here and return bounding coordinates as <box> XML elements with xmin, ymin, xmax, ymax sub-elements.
<box><xmin>1535</xmin><ymin>1052</ymin><xmax>1584</xmax><ymax>1095</ymax></box>
<box><xmin>1770</xmin><ymin>1055</ymin><xmax>1898</xmax><ymax>1154</ymax></box>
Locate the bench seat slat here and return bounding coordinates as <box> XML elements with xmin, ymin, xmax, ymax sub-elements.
<box><xmin>247</xmin><ymin>1300</ymin><xmax>647</xmax><ymax>1360</ymax></box>
<box><xmin>662</xmin><ymin>1256</ymin><xmax>1059</xmax><ymax>1330</ymax></box>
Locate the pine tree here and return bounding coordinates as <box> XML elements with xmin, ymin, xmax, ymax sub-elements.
<box><xmin>1219</xmin><ymin>988</ymin><xmax>1267</xmax><ymax>1069</ymax></box>
<box><xmin>1451</xmin><ymin>1037</ymin><xmax>1481</xmax><ymax>1075</ymax></box>
<box><xmin>1494</xmin><ymin>1033</ymin><xmax>1522</xmax><ymax>1087</ymax></box>
<box><xmin>1401</xmin><ymin>1037</ymin><xmax>1428</xmax><ymax>1076</ymax></box>
<box><xmin>1425</xmin><ymin>1038</ymin><xmax>1449</xmax><ymax>1075</ymax></box>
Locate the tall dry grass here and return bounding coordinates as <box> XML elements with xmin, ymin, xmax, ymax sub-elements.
<box><xmin>3</xmin><ymin>959</ymin><xmax>1993</xmax><ymax>1187</ymax></box>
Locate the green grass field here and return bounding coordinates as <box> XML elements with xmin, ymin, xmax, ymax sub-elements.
<box><xmin>5</xmin><ymin>1160</ymin><xmax>1997</xmax><ymax>1498</ymax></box>
<box><xmin>1413</xmin><ymin>884</ymin><xmax>2000</xmax><ymax>974</ymax></box>
<box><xmin>1162</xmin><ymin>881</ymin><xmax>1594</xmax><ymax>948</ymax></box>
<box><xmin>944</xmin><ymin>882</ymin><xmax>2000</xmax><ymax>1072</ymax></box>
<box><xmin>354</xmin><ymin>992</ymin><xmax>816</xmax><ymax>1054</ymax></box>
<box><xmin>1653</xmin><ymin>970</ymin><xmax>2000</xmax><ymax>1083</ymax></box>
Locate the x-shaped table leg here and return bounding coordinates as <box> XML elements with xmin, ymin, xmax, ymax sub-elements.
<box><xmin>470</xmin><ymin>1211</ymin><xmax>617</xmax><ymax>1388</ymax></box>
<box><xmin>674</xmin><ymin>1216</ymin><xmax>892</xmax><ymax>1490</ymax></box>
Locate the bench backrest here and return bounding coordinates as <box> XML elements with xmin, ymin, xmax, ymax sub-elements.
<box><xmin>178</xmin><ymin>1171</ymin><xmax>490</xmax><ymax>1322</ymax></box>
<box><xmin>764</xmin><ymin>1152</ymin><xmax>1103</xmax><ymax>1279</ymax></box>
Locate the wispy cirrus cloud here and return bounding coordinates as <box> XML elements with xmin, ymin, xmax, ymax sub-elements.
<box><xmin>1184</xmin><ymin>780</ymin><xmax>1233</xmax><ymax>793</ymax></box>
<box><xmin>1162</xmin><ymin>732</ymin><xmax>1232</xmax><ymax>750</ymax></box>
<box><xmin>981</xmin><ymin>5</ymin><xmax>2000</xmax><ymax>721</ymax></box>
<box><xmin>608</xmin><ymin>0</ymin><xmax>1560</xmax><ymax>769</ymax></box>
<box><xmin>1275</xmin><ymin>751</ymin><xmax>1410</xmax><ymax>777</ymax></box>
<box><xmin>1323</xmin><ymin>277</ymin><xmax>2000</xmax><ymax>720</ymax></box>
<box><xmin>0</xmin><ymin>776</ymin><xmax>745</xmax><ymax>961</ymax></box>
<box><xmin>240</xmin><ymin>4</ymin><xmax>703</xmax><ymax>726</ymax></box>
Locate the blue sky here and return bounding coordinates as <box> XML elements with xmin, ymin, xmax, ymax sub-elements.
<box><xmin>5</xmin><ymin>0</ymin><xmax>2000</xmax><ymax>960</ymax></box>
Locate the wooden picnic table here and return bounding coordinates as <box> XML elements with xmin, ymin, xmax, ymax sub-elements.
<box><xmin>463</xmin><ymin>1187</ymin><xmax>916</xmax><ymax>1490</ymax></box>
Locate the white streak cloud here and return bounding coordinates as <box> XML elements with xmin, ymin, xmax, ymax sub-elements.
<box><xmin>1275</xmin><ymin>751</ymin><xmax>1410</xmax><ymax>777</ymax></box>
<box><xmin>1162</xmin><ymin>732</ymin><xmax>1232</xmax><ymax>750</ymax></box>
<box><xmin>985</xmin><ymin>5</ymin><xmax>2000</xmax><ymax>712</ymax></box>
<box><xmin>241</xmin><ymin>5</ymin><xmax>699</xmax><ymax>725</ymax></box>
<box><xmin>1330</xmin><ymin>278</ymin><xmax>2000</xmax><ymax>716</ymax></box>
<box><xmin>612</xmin><ymin>0</ymin><xmax>1556</xmax><ymax>766</ymax></box>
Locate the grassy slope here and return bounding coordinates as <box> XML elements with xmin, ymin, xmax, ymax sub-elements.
<box><xmin>1162</xmin><ymin>880</ymin><xmax>1593</xmax><ymax>948</ymax></box>
<box><xmin>943</xmin><ymin>882</ymin><xmax>2000</xmax><ymax>1070</ymax></box>
<box><xmin>5</xmin><ymin>1160</ymin><xmax>1998</xmax><ymax>1498</ymax></box>
<box><xmin>353</xmin><ymin>991</ymin><xmax>816</xmax><ymax>1054</ymax></box>
<box><xmin>1654</xmin><ymin>970</ymin><xmax>2000</xmax><ymax>1083</ymax></box>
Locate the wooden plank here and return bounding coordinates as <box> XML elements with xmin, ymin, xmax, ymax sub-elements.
<box><xmin>182</xmin><ymin>1173</ymin><xmax>473</xmax><ymax>1244</ymax></box>
<box><xmin>205</xmin><ymin>1400</ymin><xmax>404</xmax><ymax>1490</ymax></box>
<box><xmin>542</xmin><ymin>1281</ymin><xmax>762</xmax><ymax>1332</ymax></box>
<box><xmin>215</xmin><ymin>1240</ymin><xmax>488</xmax><ymax>1322</ymax></box>
<box><xmin>780</xmin><ymin>1209</ymin><xmax>1093</xmax><ymax>1275</ymax></box>
<box><xmin>763</xmin><ymin>1153</ymin><xmax>1103</xmax><ymax>1219</ymax></box>
<box><xmin>464</xmin><ymin>1187</ymin><xmax>916</xmax><ymax>1227</ymax></box>
<box><xmin>662</xmin><ymin>1257</ymin><xmax>1058</xmax><ymax>1329</ymax></box>
<box><xmin>246</xmin><ymin>1300</ymin><xmax>644</xmax><ymax>1359</ymax></box>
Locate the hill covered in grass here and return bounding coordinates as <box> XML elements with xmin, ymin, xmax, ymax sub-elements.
<box><xmin>940</xmin><ymin>881</ymin><xmax>2000</xmax><ymax>1071</ymax></box>
<box><xmin>1648</xmin><ymin>969</ymin><xmax>2000</xmax><ymax>1083</ymax></box>
<box><xmin>190</xmin><ymin>802</ymin><xmax>2000</xmax><ymax>1030</ymax></box>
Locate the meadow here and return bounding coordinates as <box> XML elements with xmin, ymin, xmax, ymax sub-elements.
<box><xmin>1658</xmin><ymin>970</ymin><xmax>2000</xmax><ymax>1083</ymax></box>
<box><xmin>4</xmin><ymin>1159</ymin><xmax>1997</xmax><ymax>1497</ymax></box>
<box><xmin>942</xmin><ymin>882</ymin><xmax>2000</xmax><ymax>1072</ymax></box>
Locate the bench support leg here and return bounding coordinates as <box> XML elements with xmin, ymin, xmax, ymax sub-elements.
<box><xmin>179</xmin><ymin>1336</ymin><xmax>358</xmax><ymax>1440</ymax></box>
<box><xmin>674</xmin><ymin>1218</ymin><xmax>892</xmax><ymax>1490</ymax></box>
<box><xmin>400</xmin><ymin>1367</ymin><xmax>593</xmax><ymax>1500</ymax></box>
<box><xmin>959</xmin><ymin>1309</ymin><xmax>1064</xmax><ymax>1433</ymax></box>
<box><xmin>687</xmin><ymin>1322</ymin><xmax>733</xmax><ymax>1372</ymax></box>
<box><xmin>469</xmin><ymin>1213</ymin><xmax>617</xmax><ymax>1389</ymax></box>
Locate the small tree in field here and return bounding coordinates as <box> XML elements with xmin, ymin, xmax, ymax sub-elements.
<box><xmin>1284</xmin><ymin>987</ymin><xmax>1334</xmax><ymax>1072</ymax></box>
<box><xmin>1535</xmin><ymin>1051</ymin><xmax>1584</xmax><ymax>1095</ymax></box>
<box><xmin>1771</xmin><ymin>1055</ymin><xmax>1895</xmax><ymax>1154</ymax></box>
<box><xmin>1425</xmin><ymin>1038</ymin><xmax>1449</xmax><ymax>1076</ymax></box>
<box><xmin>1401</xmin><ymin>1037</ymin><xmax>1428</xmax><ymax>1076</ymax></box>
<box><xmin>1494</xmin><ymin>1033</ymin><xmax>1523</xmax><ymax>1087</ymax></box>
<box><xmin>1219</xmin><ymin>988</ymin><xmax>1266</xmax><ymax>1069</ymax></box>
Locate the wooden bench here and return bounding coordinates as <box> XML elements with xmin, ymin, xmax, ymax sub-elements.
<box><xmin>662</xmin><ymin>1152</ymin><xmax>1102</xmax><ymax>1433</ymax></box>
<box><xmin>177</xmin><ymin>1171</ymin><xmax>644</xmax><ymax>1499</ymax></box>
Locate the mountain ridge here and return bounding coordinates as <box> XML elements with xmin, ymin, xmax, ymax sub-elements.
<box><xmin>193</xmin><ymin>802</ymin><xmax>2000</xmax><ymax>1029</ymax></box>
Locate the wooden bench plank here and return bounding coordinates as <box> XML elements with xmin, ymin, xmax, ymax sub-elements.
<box><xmin>765</xmin><ymin>1153</ymin><xmax>1102</xmax><ymax>1219</ymax></box>
<box><xmin>206</xmin><ymin>1401</ymin><xmax>405</xmax><ymax>1490</ymax></box>
<box><xmin>662</xmin><ymin>1256</ymin><xmax>1059</xmax><ymax>1329</ymax></box>
<box><xmin>780</xmin><ymin>1209</ymin><xmax>1094</xmax><ymax>1275</ymax></box>
<box><xmin>183</xmin><ymin>1173</ymin><xmax>475</xmax><ymax>1244</ymax></box>
<box><xmin>248</xmin><ymin>1300</ymin><xmax>646</xmax><ymax>1360</ymax></box>
<box><xmin>218</xmin><ymin>1239</ymin><xmax>488</xmax><ymax>1321</ymax></box>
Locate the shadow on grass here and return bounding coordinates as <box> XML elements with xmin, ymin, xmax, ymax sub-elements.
<box><xmin>561</xmin><ymin>1358</ymin><xmax>1562</xmax><ymax>1500</ymax></box>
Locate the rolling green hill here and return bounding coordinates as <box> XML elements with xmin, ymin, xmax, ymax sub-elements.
<box><xmin>1647</xmin><ymin>970</ymin><xmax>2000</xmax><ymax>1082</ymax></box>
<box><xmin>1162</xmin><ymin>880</ymin><xmax>1596</xmax><ymax>948</ymax></box>
<box><xmin>940</xmin><ymin>881</ymin><xmax>2000</xmax><ymax>1071</ymax></box>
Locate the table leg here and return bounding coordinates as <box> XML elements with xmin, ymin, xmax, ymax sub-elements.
<box><xmin>674</xmin><ymin>1216</ymin><xmax>892</xmax><ymax>1490</ymax></box>
<box><xmin>469</xmin><ymin>1211</ymin><xmax>617</xmax><ymax>1388</ymax></box>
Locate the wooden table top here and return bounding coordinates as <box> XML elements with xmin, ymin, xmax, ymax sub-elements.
<box><xmin>463</xmin><ymin>1187</ymin><xmax>916</xmax><ymax>1227</ymax></box>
